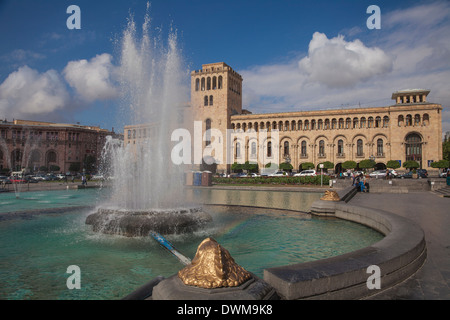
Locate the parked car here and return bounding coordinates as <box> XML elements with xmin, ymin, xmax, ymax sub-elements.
<box><xmin>439</xmin><ymin>171</ymin><xmax>448</xmax><ymax>178</ymax></box>
<box><xmin>369</xmin><ymin>170</ymin><xmax>387</xmax><ymax>178</ymax></box>
<box><xmin>387</xmin><ymin>169</ymin><xmax>398</xmax><ymax>177</ymax></box>
<box><xmin>417</xmin><ymin>169</ymin><xmax>428</xmax><ymax>178</ymax></box>
<box><xmin>294</xmin><ymin>170</ymin><xmax>316</xmax><ymax>177</ymax></box>
<box><xmin>270</xmin><ymin>171</ymin><xmax>287</xmax><ymax>177</ymax></box>
<box><xmin>56</xmin><ymin>174</ymin><xmax>66</xmax><ymax>180</ymax></box>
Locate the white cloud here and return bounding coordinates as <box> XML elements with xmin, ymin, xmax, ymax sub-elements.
<box><xmin>63</xmin><ymin>53</ymin><xmax>118</xmax><ymax>102</ymax></box>
<box><xmin>298</xmin><ymin>32</ymin><xmax>393</xmax><ymax>88</ymax></box>
<box><xmin>0</xmin><ymin>65</ymin><xmax>70</xmax><ymax>118</ymax></box>
<box><xmin>240</xmin><ymin>2</ymin><xmax>450</xmax><ymax>137</ymax></box>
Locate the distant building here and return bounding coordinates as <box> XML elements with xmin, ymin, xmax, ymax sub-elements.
<box><xmin>0</xmin><ymin>119</ymin><xmax>120</xmax><ymax>174</ymax></box>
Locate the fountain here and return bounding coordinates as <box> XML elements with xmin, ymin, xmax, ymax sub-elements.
<box><xmin>85</xmin><ymin>7</ymin><xmax>211</xmax><ymax>236</ymax></box>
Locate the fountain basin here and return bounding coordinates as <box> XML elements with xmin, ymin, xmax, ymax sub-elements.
<box><xmin>85</xmin><ymin>207</ymin><xmax>212</xmax><ymax>237</ymax></box>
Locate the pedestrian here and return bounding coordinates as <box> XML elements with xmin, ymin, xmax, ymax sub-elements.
<box><xmin>385</xmin><ymin>170</ymin><xmax>390</xmax><ymax>180</ymax></box>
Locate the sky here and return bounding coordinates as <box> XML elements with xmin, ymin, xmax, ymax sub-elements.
<box><xmin>0</xmin><ymin>0</ymin><xmax>449</xmax><ymax>138</ymax></box>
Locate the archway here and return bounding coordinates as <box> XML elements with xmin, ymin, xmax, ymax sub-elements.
<box><xmin>405</xmin><ymin>133</ymin><xmax>422</xmax><ymax>168</ymax></box>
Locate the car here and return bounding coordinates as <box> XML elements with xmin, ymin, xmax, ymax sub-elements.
<box><xmin>387</xmin><ymin>169</ymin><xmax>398</xmax><ymax>177</ymax></box>
<box><xmin>248</xmin><ymin>173</ymin><xmax>259</xmax><ymax>177</ymax></box>
<box><xmin>417</xmin><ymin>169</ymin><xmax>428</xmax><ymax>178</ymax></box>
<box><xmin>56</xmin><ymin>174</ymin><xmax>66</xmax><ymax>180</ymax></box>
<box><xmin>439</xmin><ymin>171</ymin><xmax>448</xmax><ymax>178</ymax></box>
<box><xmin>270</xmin><ymin>171</ymin><xmax>287</xmax><ymax>177</ymax></box>
<box><xmin>399</xmin><ymin>171</ymin><xmax>413</xmax><ymax>179</ymax></box>
<box><xmin>369</xmin><ymin>170</ymin><xmax>387</xmax><ymax>178</ymax></box>
<box><xmin>294</xmin><ymin>170</ymin><xmax>317</xmax><ymax>177</ymax></box>
<box><xmin>91</xmin><ymin>174</ymin><xmax>105</xmax><ymax>180</ymax></box>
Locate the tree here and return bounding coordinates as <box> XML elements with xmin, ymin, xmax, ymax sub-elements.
<box><xmin>69</xmin><ymin>162</ymin><xmax>81</xmax><ymax>172</ymax></box>
<box><xmin>301</xmin><ymin>162</ymin><xmax>314</xmax><ymax>170</ymax></box>
<box><xmin>386</xmin><ymin>160</ymin><xmax>401</xmax><ymax>169</ymax></box>
<box><xmin>431</xmin><ymin>159</ymin><xmax>449</xmax><ymax>171</ymax></box>
<box><xmin>243</xmin><ymin>161</ymin><xmax>258</xmax><ymax>173</ymax></box>
<box><xmin>265</xmin><ymin>162</ymin><xmax>278</xmax><ymax>169</ymax></box>
<box><xmin>49</xmin><ymin>165</ymin><xmax>60</xmax><ymax>172</ymax></box>
<box><xmin>231</xmin><ymin>162</ymin><xmax>242</xmax><ymax>173</ymax></box>
<box><xmin>443</xmin><ymin>140</ymin><xmax>450</xmax><ymax>161</ymax></box>
<box><xmin>320</xmin><ymin>161</ymin><xmax>334</xmax><ymax>170</ymax></box>
<box><xmin>342</xmin><ymin>161</ymin><xmax>357</xmax><ymax>170</ymax></box>
<box><xmin>358</xmin><ymin>159</ymin><xmax>376</xmax><ymax>171</ymax></box>
<box><xmin>279</xmin><ymin>162</ymin><xmax>293</xmax><ymax>172</ymax></box>
<box><xmin>403</xmin><ymin>160</ymin><xmax>419</xmax><ymax>171</ymax></box>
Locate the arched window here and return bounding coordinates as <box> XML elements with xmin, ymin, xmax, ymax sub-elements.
<box><xmin>423</xmin><ymin>114</ymin><xmax>429</xmax><ymax>126</ymax></box>
<box><xmin>375</xmin><ymin>116</ymin><xmax>381</xmax><ymax>128</ymax></box>
<box><xmin>337</xmin><ymin>139</ymin><xmax>344</xmax><ymax>155</ymax></box>
<box><xmin>304</xmin><ymin>120</ymin><xmax>309</xmax><ymax>130</ymax></box>
<box><xmin>278</xmin><ymin>121</ymin><xmax>283</xmax><ymax>131</ymax></box>
<box><xmin>207</xmin><ymin>77</ymin><xmax>211</xmax><ymax>90</ymax></box>
<box><xmin>285</xmin><ymin>121</ymin><xmax>290</xmax><ymax>131</ymax></box>
<box><xmin>368</xmin><ymin>117</ymin><xmax>374</xmax><ymax>128</ymax></box>
<box><xmin>201</xmin><ymin>78</ymin><xmax>205</xmax><ymax>91</ymax></box>
<box><xmin>218</xmin><ymin>76</ymin><xmax>223</xmax><ymax>89</ymax></box>
<box><xmin>267</xmin><ymin>141</ymin><xmax>272</xmax><ymax>157</ymax></box>
<box><xmin>298</xmin><ymin>120</ymin><xmax>302</xmax><ymax>130</ymax></box>
<box><xmin>318</xmin><ymin>119</ymin><xmax>323</xmax><ymax>130</ymax></box>
<box><xmin>235</xmin><ymin>142</ymin><xmax>241</xmax><ymax>158</ymax></box>
<box><xmin>195</xmin><ymin>78</ymin><xmax>200</xmax><ymax>91</ymax></box>
<box><xmin>127</xmin><ymin>130</ymin><xmax>132</xmax><ymax>139</ymax></box>
<box><xmin>405</xmin><ymin>133</ymin><xmax>422</xmax><ymax>165</ymax></box>
<box><xmin>383</xmin><ymin>116</ymin><xmax>389</xmax><ymax>127</ymax></box>
<box><xmin>357</xmin><ymin>139</ymin><xmax>364</xmax><ymax>157</ymax></box>
<box><xmin>346</xmin><ymin>118</ymin><xmax>351</xmax><ymax>129</ymax></box>
<box><xmin>353</xmin><ymin>117</ymin><xmax>359</xmax><ymax>129</ymax></box>
<box><xmin>311</xmin><ymin>119</ymin><xmax>316</xmax><ymax>130</ymax></box>
<box><xmin>331</xmin><ymin>119</ymin><xmax>337</xmax><ymax>129</ymax></box>
<box><xmin>360</xmin><ymin>117</ymin><xmax>366</xmax><ymax>128</ymax></box>
<box><xmin>205</xmin><ymin>119</ymin><xmax>211</xmax><ymax>146</ymax></box>
<box><xmin>291</xmin><ymin>120</ymin><xmax>296</xmax><ymax>131</ymax></box>
<box><xmin>414</xmin><ymin>114</ymin><xmax>420</xmax><ymax>126</ymax></box>
<box><xmin>398</xmin><ymin>115</ymin><xmax>404</xmax><ymax>126</ymax></box>
<box><xmin>204</xmin><ymin>96</ymin><xmax>208</xmax><ymax>106</ymax></box>
<box><xmin>251</xmin><ymin>142</ymin><xmax>257</xmax><ymax>156</ymax></box>
<box><xmin>377</xmin><ymin>139</ymin><xmax>384</xmax><ymax>156</ymax></box>
<box><xmin>209</xmin><ymin>95</ymin><xmax>213</xmax><ymax>106</ymax></box>
<box><xmin>272</xmin><ymin>121</ymin><xmax>277</xmax><ymax>130</ymax></box>
<box><xmin>266</xmin><ymin>121</ymin><xmax>271</xmax><ymax>131</ymax></box>
<box><xmin>301</xmin><ymin>141</ymin><xmax>307</xmax><ymax>156</ymax></box>
<box><xmin>406</xmin><ymin>114</ymin><xmax>412</xmax><ymax>126</ymax></box>
<box><xmin>212</xmin><ymin>76</ymin><xmax>217</xmax><ymax>90</ymax></box>
<box><xmin>284</xmin><ymin>141</ymin><xmax>289</xmax><ymax>156</ymax></box>
<box><xmin>324</xmin><ymin>119</ymin><xmax>330</xmax><ymax>129</ymax></box>
<box><xmin>338</xmin><ymin>118</ymin><xmax>344</xmax><ymax>129</ymax></box>
<box><xmin>319</xmin><ymin>140</ymin><xmax>325</xmax><ymax>156</ymax></box>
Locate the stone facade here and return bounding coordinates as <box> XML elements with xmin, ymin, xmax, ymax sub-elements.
<box><xmin>191</xmin><ymin>63</ymin><xmax>443</xmax><ymax>174</ymax></box>
<box><xmin>0</xmin><ymin>119</ymin><xmax>117</xmax><ymax>174</ymax></box>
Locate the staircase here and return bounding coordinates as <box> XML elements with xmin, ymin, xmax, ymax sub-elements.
<box><xmin>433</xmin><ymin>186</ymin><xmax>450</xmax><ymax>198</ymax></box>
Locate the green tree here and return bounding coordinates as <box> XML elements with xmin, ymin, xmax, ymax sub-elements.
<box><xmin>342</xmin><ymin>161</ymin><xmax>357</xmax><ymax>170</ymax></box>
<box><xmin>242</xmin><ymin>161</ymin><xmax>258</xmax><ymax>173</ymax></box>
<box><xmin>358</xmin><ymin>159</ymin><xmax>376</xmax><ymax>171</ymax></box>
<box><xmin>265</xmin><ymin>162</ymin><xmax>278</xmax><ymax>169</ymax></box>
<box><xmin>320</xmin><ymin>161</ymin><xmax>334</xmax><ymax>170</ymax></box>
<box><xmin>279</xmin><ymin>162</ymin><xmax>293</xmax><ymax>172</ymax></box>
<box><xmin>386</xmin><ymin>160</ymin><xmax>401</xmax><ymax>169</ymax></box>
<box><xmin>69</xmin><ymin>162</ymin><xmax>81</xmax><ymax>172</ymax></box>
<box><xmin>231</xmin><ymin>162</ymin><xmax>242</xmax><ymax>172</ymax></box>
<box><xmin>431</xmin><ymin>159</ymin><xmax>449</xmax><ymax>171</ymax></box>
<box><xmin>403</xmin><ymin>160</ymin><xmax>420</xmax><ymax>171</ymax></box>
<box><xmin>443</xmin><ymin>140</ymin><xmax>450</xmax><ymax>161</ymax></box>
<box><xmin>301</xmin><ymin>162</ymin><xmax>314</xmax><ymax>170</ymax></box>
<box><xmin>49</xmin><ymin>165</ymin><xmax>60</xmax><ymax>172</ymax></box>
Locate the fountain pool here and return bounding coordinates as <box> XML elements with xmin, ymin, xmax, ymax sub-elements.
<box><xmin>0</xmin><ymin>188</ymin><xmax>383</xmax><ymax>300</ymax></box>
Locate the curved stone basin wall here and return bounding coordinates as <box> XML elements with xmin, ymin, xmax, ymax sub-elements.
<box><xmin>264</xmin><ymin>200</ymin><xmax>427</xmax><ymax>299</ymax></box>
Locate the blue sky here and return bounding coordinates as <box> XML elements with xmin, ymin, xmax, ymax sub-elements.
<box><xmin>0</xmin><ymin>0</ymin><xmax>449</xmax><ymax>136</ymax></box>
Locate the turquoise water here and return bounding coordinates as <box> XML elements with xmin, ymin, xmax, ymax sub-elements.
<box><xmin>0</xmin><ymin>188</ymin><xmax>383</xmax><ymax>300</ymax></box>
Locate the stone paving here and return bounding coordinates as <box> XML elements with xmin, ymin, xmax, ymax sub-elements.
<box><xmin>348</xmin><ymin>190</ymin><xmax>450</xmax><ymax>299</ymax></box>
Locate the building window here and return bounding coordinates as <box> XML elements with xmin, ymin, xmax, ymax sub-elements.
<box><xmin>377</xmin><ymin>139</ymin><xmax>384</xmax><ymax>156</ymax></box>
<box><xmin>337</xmin><ymin>139</ymin><xmax>344</xmax><ymax>155</ymax></box>
<box><xmin>357</xmin><ymin>139</ymin><xmax>364</xmax><ymax>157</ymax></box>
<box><xmin>311</xmin><ymin>120</ymin><xmax>316</xmax><ymax>130</ymax></box>
<box><xmin>209</xmin><ymin>95</ymin><xmax>213</xmax><ymax>106</ymax></box>
<box><xmin>201</xmin><ymin>78</ymin><xmax>205</xmax><ymax>91</ymax></box>
<box><xmin>204</xmin><ymin>96</ymin><xmax>208</xmax><ymax>106</ymax></box>
<box><xmin>319</xmin><ymin>140</ymin><xmax>325</xmax><ymax>156</ymax></box>
<box><xmin>423</xmin><ymin>114</ymin><xmax>429</xmax><ymax>126</ymax></box>
<box><xmin>324</xmin><ymin>119</ymin><xmax>330</xmax><ymax>130</ymax></box>
<box><xmin>368</xmin><ymin>117</ymin><xmax>374</xmax><ymax>128</ymax></box>
<box><xmin>207</xmin><ymin>77</ymin><xmax>211</xmax><ymax>90</ymax></box>
<box><xmin>353</xmin><ymin>117</ymin><xmax>359</xmax><ymax>129</ymax></box>
<box><xmin>414</xmin><ymin>114</ymin><xmax>420</xmax><ymax>126</ymax></box>
<box><xmin>195</xmin><ymin>78</ymin><xmax>200</xmax><ymax>91</ymax></box>
<box><xmin>218</xmin><ymin>76</ymin><xmax>223</xmax><ymax>89</ymax></box>
<box><xmin>383</xmin><ymin>116</ymin><xmax>389</xmax><ymax>127</ymax></box>
<box><xmin>405</xmin><ymin>133</ymin><xmax>422</xmax><ymax>166</ymax></box>
<box><xmin>375</xmin><ymin>116</ymin><xmax>381</xmax><ymax>128</ymax></box>
<box><xmin>284</xmin><ymin>141</ymin><xmax>289</xmax><ymax>156</ymax></box>
<box><xmin>235</xmin><ymin>142</ymin><xmax>240</xmax><ymax>158</ymax></box>
<box><xmin>291</xmin><ymin>120</ymin><xmax>296</xmax><ymax>131</ymax></box>
<box><xmin>212</xmin><ymin>76</ymin><xmax>217</xmax><ymax>90</ymax></box>
<box><xmin>318</xmin><ymin>119</ymin><xmax>323</xmax><ymax>130</ymax></box>
<box><xmin>332</xmin><ymin>119</ymin><xmax>337</xmax><ymax>129</ymax></box>
<box><xmin>338</xmin><ymin>118</ymin><xmax>344</xmax><ymax>129</ymax></box>
<box><xmin>251</xmin><ymin>142</ymin><xmax>257</xmax><ymax>156</ymax></box>
<box><xmin>406</xmin><ymin>114</ymin><xmax>412</xmax><ymax>126</ymax></box>
<box><xmin>398</xmin><ymin>115</ymin><xmax>404</xmax><ymax>126</ymax></box>
<box><xmin>267</xmin><ymin>141</ymin><xmax>272</xmax><ymax>158</ymax></box>
<box><xmin>360</xmin><ymin>117</ymin><xmax>366</xmax><ymax>128</ymax></box>
<box><xmin>346</xmin><ymin>118</ymin><xmax>351</xmax><ymax>129</ymax></box>
<box><xmin>205</xmin><ymin>119</ymin><xmax>211</xmax><ymax>146</ymax></box>
<box><xmin>301</xmin><ymin>141</ymin><xmax>307</xmax><ymax>156</ymax></box>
